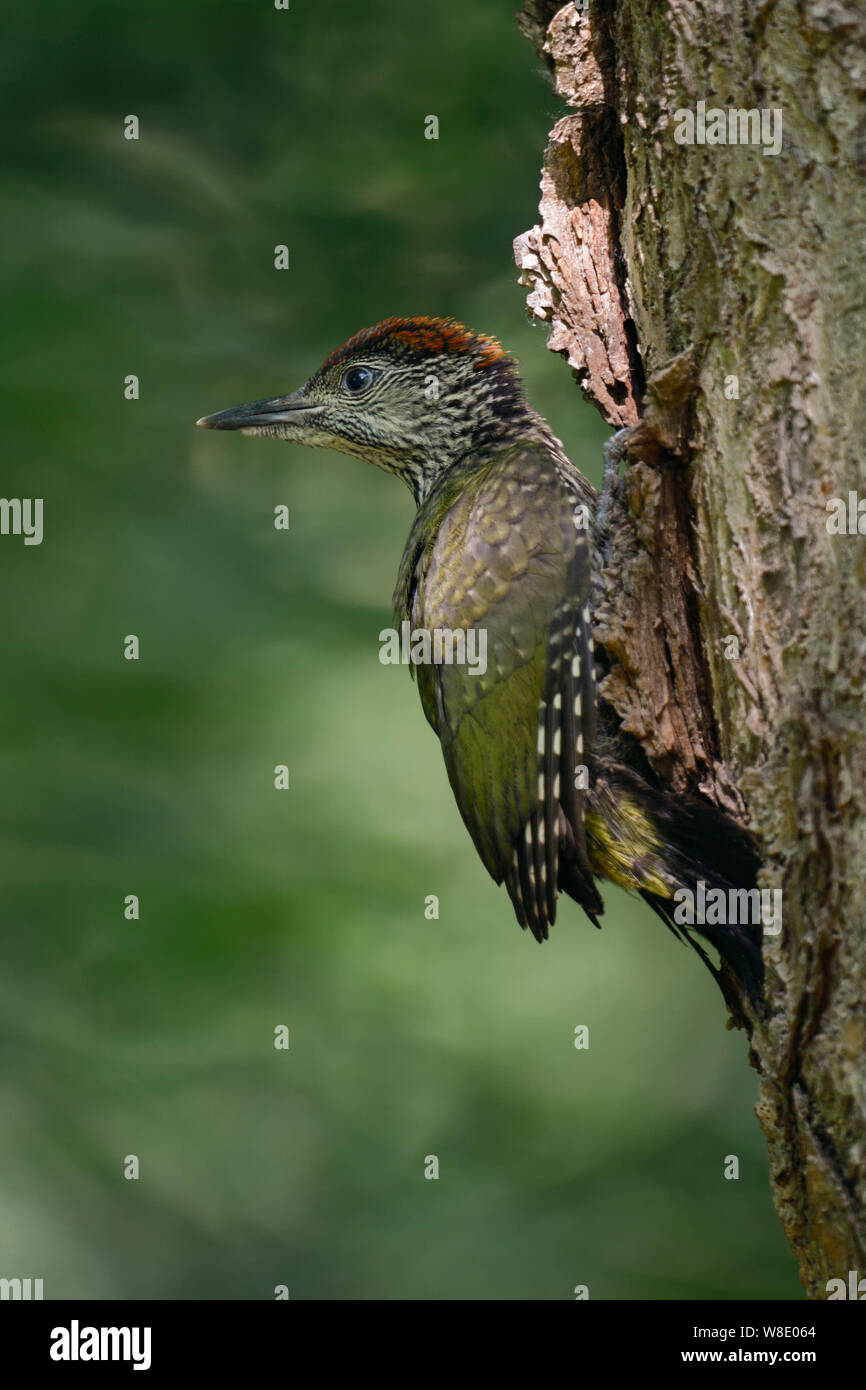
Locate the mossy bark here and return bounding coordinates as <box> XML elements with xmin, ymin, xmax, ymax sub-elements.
<box><xmin>515</xmin><ymin>0</ymin><xmax>866</xmax><ymax>1297</ymax></box>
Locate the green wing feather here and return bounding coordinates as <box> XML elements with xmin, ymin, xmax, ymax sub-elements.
<box><xmin>394</xmin><ymin>442</ymin><xmax>602</xmax><ymax>939</ymax></box>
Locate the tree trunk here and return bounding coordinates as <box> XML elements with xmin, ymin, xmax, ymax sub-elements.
<box><xmin>514</xmin><ymin>0</ymin><xmax>866</xmax><ymax>1298</ymax></box>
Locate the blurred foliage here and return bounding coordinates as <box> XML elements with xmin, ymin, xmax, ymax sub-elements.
<box><xmin>0</xmin><ymin>0</ymin><xmax>799</xmax><ymax>1298</ymax></box>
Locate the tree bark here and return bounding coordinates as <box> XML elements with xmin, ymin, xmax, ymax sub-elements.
<box><xmin>514</xmin><ymin>0</ymin><xmax>866</xmax><ymax>1298</ymax></box>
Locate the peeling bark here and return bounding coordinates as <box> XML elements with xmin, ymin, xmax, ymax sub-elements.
<box><xmin>515</xmin><ymin>0</ymin><xmax>866</xmax><ymax>1297</ymax></box>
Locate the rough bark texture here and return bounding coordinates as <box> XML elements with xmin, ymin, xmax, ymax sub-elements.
<box><xmin>515</xmin><ymin>0</ymin><xmax>866</xmax><ymax>1298</ymax></box>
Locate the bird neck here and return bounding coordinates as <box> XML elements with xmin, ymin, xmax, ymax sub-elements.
<box><xmin>406</xmin><ymin>403</ymin><xmax>588</xmax><ymax>510</ymax></box>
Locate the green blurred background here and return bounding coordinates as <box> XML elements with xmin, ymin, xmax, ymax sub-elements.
<box><xmin>0</xmin><ymin>0</ymin><xmax>799</xmax><ymax>1299</ymax></box>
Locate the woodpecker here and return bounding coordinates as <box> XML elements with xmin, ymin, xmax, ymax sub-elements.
<box><xmin>197</xmin><ymin>317</ymin><xmax>762</xmax><ymax>1000</ymax></box>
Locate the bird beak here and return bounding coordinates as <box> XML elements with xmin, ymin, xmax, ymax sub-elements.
<box><xmin>196</xmin><ymin>389</ymin><xmax>323</xmax><ymax>433</ymax></box>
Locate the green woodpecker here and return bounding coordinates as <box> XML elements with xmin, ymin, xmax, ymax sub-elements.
<box><xmin>197</xmin><ymin>317</ymin><xmax>762</xmax><ymax>1000</ymax></box>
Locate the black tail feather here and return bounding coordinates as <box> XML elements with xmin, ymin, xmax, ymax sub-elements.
<box><xmin>584</xmin><ymin>765</ymin><xmax>765</xmax><ymax>1004</ymax></box>
<box><xmin>637</xmin><ymin>788</ymin><xmax>765</xmax><ymax>1003</ymax></box>
<box><xmin>640</xmin><ymin>886</ymin><xmax>764</xmax><ymax>1006</ymax></box>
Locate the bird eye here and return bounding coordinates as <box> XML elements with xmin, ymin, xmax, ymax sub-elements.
<box><xmin>342</xmin><ymin>365</ymin><xmax>375</xmax><ymax>394</ymax></box>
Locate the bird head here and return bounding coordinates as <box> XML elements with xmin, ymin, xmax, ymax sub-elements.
<box><xmin>196</xmin><ymin>316</ymin><xmax>530</xmax><ymax>502</ymax></box>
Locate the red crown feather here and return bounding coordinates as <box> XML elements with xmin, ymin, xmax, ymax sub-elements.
<box><xmin>320</xmin><ymin>316</ymin><xmax>507</xmax><ymax>374</ymax></box>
